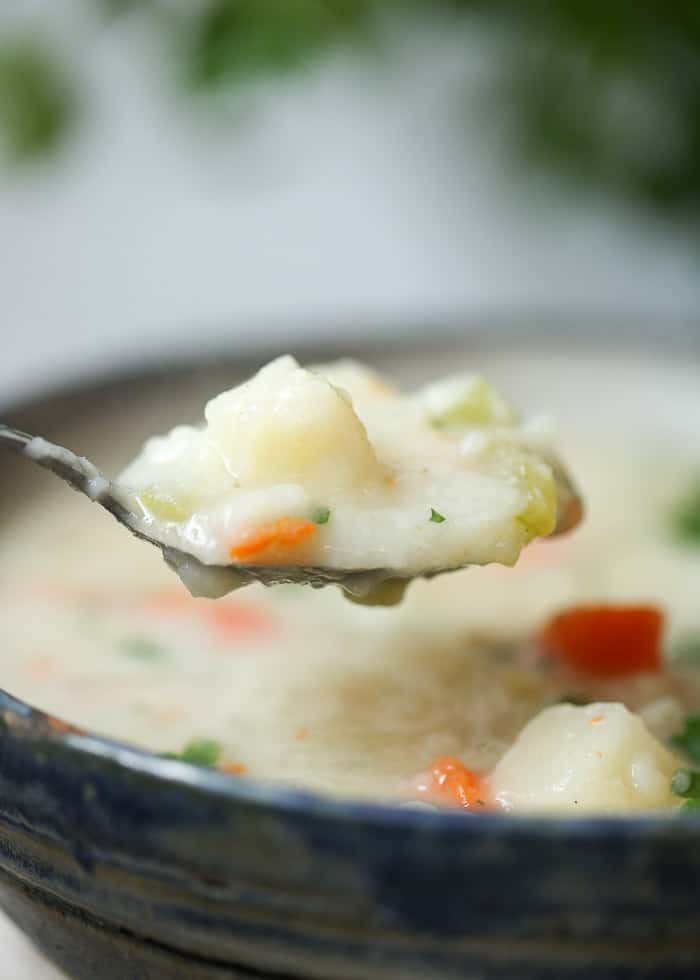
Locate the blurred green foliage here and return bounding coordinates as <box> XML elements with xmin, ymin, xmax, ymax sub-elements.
<box><xmin>1</xmin><ymin>0</ymin><xmax>699</xmax><ymax>221</ymax></box>
<box><xmin>458</xmin><ymin>0</ymin><xmax>700</xmax><ymax>216</ymax></box>
<box><xmin>183</xmin><ymin>0</ymin><xmax>381</xmax><ymax>89</ymax></box>
<box><xmin>0</xmin><ymin>38</ymin><xmax>75</xmax><ymax>164</ymax></box>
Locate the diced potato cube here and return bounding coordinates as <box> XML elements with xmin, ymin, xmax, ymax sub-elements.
<box><xmin>205</xmin><ymin>356</ymin><xmax>382</xmax><ymax>494</ymax></box>
<box><xmin>315</xmin><ymin>359</ymin><xmax>399</xmax><ymax>409</ymax></box>
<box><xmin>119</xmin><ymin>425</ymin><xmax>234</xmax><ymax>520</ymax></box>
<box><xmin>490</xmin><ymin>702</ymin><xmax>680</xmax><ymax>814</ymax></box>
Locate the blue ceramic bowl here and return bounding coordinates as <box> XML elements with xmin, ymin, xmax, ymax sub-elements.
<box><xmin>2</xmin><ymin>331</ymin><xmax>700</xmax><ymax>980</ymax></box>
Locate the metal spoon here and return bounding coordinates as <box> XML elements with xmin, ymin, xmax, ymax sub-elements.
<box><xmin>0</xmin><ymin>424</ymin><xmax>582</xmax><ymax>603</ymax></box>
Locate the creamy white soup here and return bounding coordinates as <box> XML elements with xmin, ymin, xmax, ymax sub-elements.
<box><xmin>2</xmin><ymin>347</ymin><xmax>700</xmax><ymax>815</ymax></box>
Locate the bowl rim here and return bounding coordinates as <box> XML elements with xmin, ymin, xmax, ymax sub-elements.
<box><xmin>3</xmin><ymin>319</ymin><xmax>700</xmax><ymax>840</ymax></box>
<box><xmin>2</xmin><ymin>686</ymin><xmax>699</xmax><ymax>841</ymax></box>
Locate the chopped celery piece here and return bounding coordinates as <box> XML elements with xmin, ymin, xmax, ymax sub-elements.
<box><xmin>421</xmin><ymin>374</ymin><xmax>516</xmax><ymax>429</ymax></box>
<box><xmin>515</xmin><ymin>456</ymin><xmax>557</xmax><ymax>541</ymax></box>
<box><xmin>485</xmin><ymin>446</ymin><xmax>556</xmax><ymax>543</ymax></box>
<box><xmin>138</xmin><ymin>487</ymin><xmax>194</xmax><ymax>523</ymax></box>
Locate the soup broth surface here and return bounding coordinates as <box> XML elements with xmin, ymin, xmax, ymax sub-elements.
<box><xmin>2</xmin><ymin>346</ymin><xmax>700</xmax><ymax>811</ymax></box>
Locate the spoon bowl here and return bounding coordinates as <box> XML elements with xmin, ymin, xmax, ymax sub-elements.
<box><xmin>0</xmin><ymin>422</ymin><xmax>581</xmax><ymax>603</ymax></box>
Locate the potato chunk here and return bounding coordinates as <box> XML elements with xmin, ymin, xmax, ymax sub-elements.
<box><xmin>204</xmin><ymin>356</ymin><xmax>382</xmax><ymax>494</ymax></box>
<box><xmin>119</xmin><ymin>425</ymin><xmax>234</xmax><ymax>522</ymax></box>
<box><xmin>490</xmin><ymin>702</ymin><xmax>680</xmax><ymax>814</ymax></box>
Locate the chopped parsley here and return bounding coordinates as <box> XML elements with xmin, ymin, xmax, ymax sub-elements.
<box><xmin>671</xmin><ymin>767</ymin><xmax>700</xmax><ymax>811</ymax></box>
<box><xmin>671</xmin><ymin>480</ymin><xmax>700</xmax><ymax>545</ymax></box>
<box><xmin>118</xmin><ymin>635</ymin><xmax>165</xmax><ymax>662</ymax></box>
<box><xmin>429</xmin><ymin>507</ymin><xmax>446</xmax><ymax>524</ymax></box>
<box><xmin>312</xmin><ymin>506</ymin><xmax>331</xmax><ymax>525</ymax></box>
<box><xmin>668</xmin><ymin>632</ymin><xmax>700</xmax><ymax>664</ymax></box>
<box><xmin>671</xmin><ymin>712</ymin><xmax>700</xmax><ymax>765</ymax></box>
<box><xmin>162</xmin><ymin>738</ymin><xmax>221</xmax><ymax>767</ymax></box>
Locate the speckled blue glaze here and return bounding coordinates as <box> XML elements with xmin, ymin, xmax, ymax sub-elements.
<box><xmin>2</xmin><ymin>332</ymin><xmax>700</xmax><ymax>979</ymax></box>
<box><xmin>0</xmin><ymin>689</ymin><xmax>699</xmax><ymax>980</ymax></box>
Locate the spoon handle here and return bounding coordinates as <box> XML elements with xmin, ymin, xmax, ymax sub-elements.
<box><xmin>0</xmin><ymin>423</ymin><xmax>131</xmax><ymax>522</ymax></box>
<box><xmin>0</xmin><ymin>424</ymin><xmax>32</xmax><ymax>453</ymax></box>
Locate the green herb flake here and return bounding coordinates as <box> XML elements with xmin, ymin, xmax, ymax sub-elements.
<box><xmin>671</xmin><ymin>767</ymin><xmax>700</xmax><ymax>811</ymax></box>
<box><xmin>118</xmin><ymin>636</ymin><xmax>165</xmax><ymax>662</ymax></box>
<box><xmin>312</xmin><ymin>506</ymin><xmax>331</xmax><ymax>525</ymax></box>
<box><xmin>672</xmin><ymin>768</ymin><xmax>694</xmax><ymax>796</ymax></box>
<box><xmin>429</xmin><ymin>507</ymin><xmax>446</xmax><ymax>524</ymax></box>
<box><xmin>671</xmin><ymin>713</ymin><xmax>700</xmax><ymax>765</ymax></box>
<box><xmin>668</xmin><ymin>632</ymin><xmax>700</xmax><ymax>664</ymax></box>
<box><xmin>162</xmin><ymin>738</ymin><xmax>221</xmax><ymax>767</ymax></box>
<box><xmin>671</xmin><ymin>481</ymin><xmax>700</xmax><ymax>545</ymax></box>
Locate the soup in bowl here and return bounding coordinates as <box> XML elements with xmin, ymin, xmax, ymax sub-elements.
<box><xmin>2</xmin><ymin>334</ymin><xmax>700</xmax><ymax>979</ymax></box>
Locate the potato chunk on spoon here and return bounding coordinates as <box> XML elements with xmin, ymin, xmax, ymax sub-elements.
<box><xmin>0</xmin><ymin>357</ymin><xmax>582</xmax><ymax>605</ymax></box>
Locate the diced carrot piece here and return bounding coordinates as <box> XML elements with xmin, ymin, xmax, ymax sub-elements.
<box><xmin>152</xmin><ymin>704</ymin><xmax>187</xmax><ymax>723</ymax></box>
<box><xmin>219</xmin><ymin>762</ymin><xmax>247</xmax><ymax>775</ymax></box>
<box><xmin>142</xmin><ymin>589</ymin><xmax>272</xmax><ymax>643</ymax></box>
<box><xmin>25</xmin><ymin>656</ymin><xmax>56</xmax><ymax>679</ymax></box>
<box><xmin>207</xmin><ymin>600</ymin><xmax>272</xmax><ymax>639</ymax></box>
<box><xmin>537</xmin><ymin>604</ymin><xmax>664</xmax><ymax>676</ymax></box>
<box><xmin>141</xmin><ymin>588</ymin><xmax>197</xmax><ymax>615</ymax></box>
<box><xmin>229</xmin><ymin>517</ymin><xmax>316</xmax><ymax>561</ymax></box>
<box><xmin>431</xmin><ymin>756</ymin><xmax>489</xmax><ymax>810</ymax></box>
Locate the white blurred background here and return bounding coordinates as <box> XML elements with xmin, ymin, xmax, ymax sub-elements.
<box><xmin>1</xmin><ymin>2</ymin><xmax>700</xmax><ymax>975</ymax></box>
<box><xmin>2</xmin><ymin>1</ymin><xmax>700</xmax><ymax>404</ymax></box>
